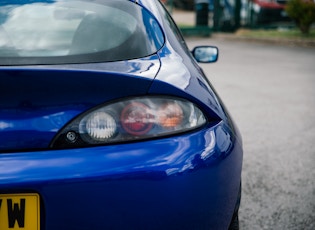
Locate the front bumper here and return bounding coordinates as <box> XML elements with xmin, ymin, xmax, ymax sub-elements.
<box><xmin>0</xmin><ymin>122</ymin><xmax>242</xmax><ymax>230</ymax></box>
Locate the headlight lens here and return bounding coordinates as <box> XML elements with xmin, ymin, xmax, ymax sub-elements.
<box><xmin>120</xmin><ymin>102</ymin><xmax>154</xmax><ymax>136</ymax></box>
<box><xmin>51</xmin><ymin>97</ymin><xmax>207</xmax><ymax>148</ymax></box>
<box><xmin>81</xmin><ymin>111</ymin><xmax>117</xmax><ymax>141</ymax></box>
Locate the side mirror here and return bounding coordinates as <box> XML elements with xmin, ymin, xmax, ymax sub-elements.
<box><xmin>192</xmin><ymin>46</ymin><xmax>219</xmax><ymax>63</ymax></box>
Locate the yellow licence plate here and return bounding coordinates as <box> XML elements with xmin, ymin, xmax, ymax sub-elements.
<box><xmin>0</xmin><ymin>193</ymin><xmax>40</xmax><ymax>230</ymax></box>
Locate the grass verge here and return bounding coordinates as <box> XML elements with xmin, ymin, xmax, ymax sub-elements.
<box><xmin>235</xmin><ymin>28</ymin><xmax>315</xmax><ymax>41</ymax></box>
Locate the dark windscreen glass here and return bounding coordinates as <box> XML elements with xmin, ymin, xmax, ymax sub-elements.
<box><xmin>0</xmin><ymin>0</ymin><xmax>164</xmax><ymax>65</ymax></box>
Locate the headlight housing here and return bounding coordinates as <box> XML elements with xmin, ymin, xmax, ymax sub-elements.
<box><xmin>51</xmin><ymin>97</ymin><xmax>207</xmax><ymax>148</ymax></box>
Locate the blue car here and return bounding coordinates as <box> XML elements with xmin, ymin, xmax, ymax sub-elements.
<box><xmin>0</xmin><ymin>0</ymin><xmax>242</xmax><ymax>229</ymax></box>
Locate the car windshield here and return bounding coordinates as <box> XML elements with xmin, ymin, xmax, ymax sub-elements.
<box><xmin>0</xmin><ymin>0</ymin><xmax>164</xmax><ymax>65</ymax></box>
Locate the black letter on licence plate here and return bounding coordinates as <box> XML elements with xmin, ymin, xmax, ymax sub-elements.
<box><xmin>7</xmin><ymin>199</ymin><xmax>25</xmax><ymax>228</ymax></box>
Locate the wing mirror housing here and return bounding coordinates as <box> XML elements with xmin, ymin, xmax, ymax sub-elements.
<box><xmin>192</xmin><ymin>46</ymin><xmax>219</xmax><ymax>63</ymax></box>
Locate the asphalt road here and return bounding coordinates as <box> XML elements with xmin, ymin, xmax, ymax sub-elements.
<box><xmin>186</xmin><ymin>38</ymin><xmax>315</xmax><ymax>229</ymax></box>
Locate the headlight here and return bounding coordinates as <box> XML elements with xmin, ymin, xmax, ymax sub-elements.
<box><xmin>51</xmin><ymin>97</ymin><xmax>207</xmax><ymax>148</ymax></box>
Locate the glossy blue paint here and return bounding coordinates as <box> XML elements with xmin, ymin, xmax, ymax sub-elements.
<box><xmin>0</xmin><ymin>123</ymin><xmax>231</xmax><ymax>183</ymax></box>
<box><xmin>0</xmin><ymin>57</ymin><xmax>160</xmax><ymax>151</ymax></box>
<box><xmin>0</xmin><ymin>122</ymin><xmax>242</xmax><ymax>229</ymax></box>
<box><xmin>151</xmin><ymin>44</ymin><xmax>225</xmax><ymax>121</ymax></box>
<box><xmin>0</xmin><ymin>0</ymin><xmax>243</xmax><ymax>229</ymax></box>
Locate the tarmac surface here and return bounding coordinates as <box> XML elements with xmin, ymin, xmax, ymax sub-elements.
<box><xmin>186</xmin><ymin>25</ymin><xmax>315</xmax><ymax>230</ymax></box>
<box><xmin>171</xmin><ymin>9</ymin><xmax>196</xmax><ymax>27</ymax></box>
<box><xmin>172</xmin><ymin>8</ymin><xmax>315</xmax><ymax>230</ymax></box>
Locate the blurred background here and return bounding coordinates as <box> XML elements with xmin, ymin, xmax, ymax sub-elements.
<box><xmin>162</xmin><ymin>0</ymin><xmax>315</xmax><ymax>44</ymax></box>
<box><xmin>162</xmin><ymin>1</ymin><xmax>315</xmax><ymax>229</ymax></box>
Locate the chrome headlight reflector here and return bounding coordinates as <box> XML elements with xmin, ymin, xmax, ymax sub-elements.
<box><xmin>80</xmin><ymin>111</ymin><xmax>117</xmax><ymax>142</ymax></box>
